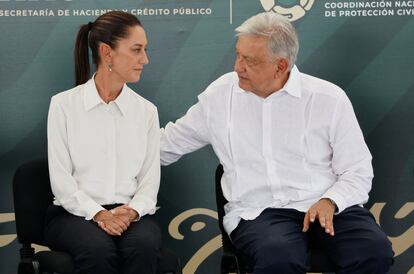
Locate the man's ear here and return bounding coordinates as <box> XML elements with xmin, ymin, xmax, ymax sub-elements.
<box><xmin>275</xmin><ymin>58</ymin><xmax>289</xmax><ymax>77</ymax></box>
<box><xmin>98</xmin><ymin>43</ymin><xmax>112</xmax><ymax>64</ymax></box>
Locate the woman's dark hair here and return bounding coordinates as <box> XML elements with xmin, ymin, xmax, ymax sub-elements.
<box><xmin>74</xmin><ymin>11</ymin><xmax>142</xmax><ymax>85</ymax></box>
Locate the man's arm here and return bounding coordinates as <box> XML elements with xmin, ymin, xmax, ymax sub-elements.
<box><xmin>303</xmin><ymin>92</ymin><xmax>373</xmax><ymax>236</ymax></box>
<box><xmin>161</xmin><ymin>100</ymin><xmax>211</xmax><ymax>166</ymax></box>
<box><xmin>321</xmin><ymin>93</ymin><xmax>373</xmax><ymax>212</ymax></box>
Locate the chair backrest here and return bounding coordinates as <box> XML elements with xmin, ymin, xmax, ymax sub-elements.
<box><xmin>215</xmin><ymin>164</ymin><xmax>255</xmax><ymax>274</ymax></box>
<box><xmin>214</xmin><ymin>164</ymin><xmax>237</xmax><ymax>253</ymax></box>
<box><xmin>13</xmin><ymin>159</ymin><xmax>53</xmax><ymax>246</ymax></box>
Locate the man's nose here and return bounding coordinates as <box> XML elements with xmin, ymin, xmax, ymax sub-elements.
<box><xmin>234</xmin><ymin>56</ymin><xmax>244</xmax><ymax>72</ymax></box>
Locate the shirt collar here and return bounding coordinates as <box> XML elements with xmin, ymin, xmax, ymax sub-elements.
<box><xmin>281</xmin><ymin>65</ymin><xmax>302</xmax><ymax>98</ymax></box>
<box><xmin>114</xmin><ymin>84</ymin><xmax>130</xmax><ymax>117</ymax></box>
<box><xmin>83</xmin><ymin>74</ymin><xmax>130</xmax><ymax>116</ymax></box>
<box><xmin>233</xmin><ymin>65</ymin><xmax>302</xmax><ymax>98</ymax></box>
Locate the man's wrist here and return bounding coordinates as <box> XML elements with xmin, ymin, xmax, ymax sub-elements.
<box><xmin>322</xmin><ymin>198</ymin><xmax>338</xmax><ymax>213</ymax></box>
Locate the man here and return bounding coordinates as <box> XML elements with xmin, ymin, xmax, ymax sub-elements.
<box><xmin>161</xmin><ymin>12</ymin><xmax>393</xmax><ymax>273</ymax></box>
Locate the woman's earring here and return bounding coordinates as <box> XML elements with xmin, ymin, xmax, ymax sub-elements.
<box><xmin>108</xmin><ymin>63</ymin><xmax>113</xmax><ymax>72</ymax></box>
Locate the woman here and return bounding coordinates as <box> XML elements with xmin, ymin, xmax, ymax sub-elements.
<box><xmin>45</xmin><ymin>11</ymin><xmax>161</xmax><ymax>274</ymax></box>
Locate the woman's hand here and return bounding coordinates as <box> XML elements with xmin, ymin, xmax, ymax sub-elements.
<box><xmin>111</xmin><ymin>204</ymin><xmax>140</xmax><ymax>222</ymax></box>
<box><xmin>93</xmin><ymin>209</ymin><xmax>130</xmax><ymax>236</ymax></box>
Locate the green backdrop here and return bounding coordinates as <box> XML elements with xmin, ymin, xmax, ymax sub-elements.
<box><xmin>1</xmin><ymin>0</ymin><xmax>414</xmax><ymax>273</ymax></box>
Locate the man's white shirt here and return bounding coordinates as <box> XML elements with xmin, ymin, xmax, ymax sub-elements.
<box><xmin>161</xmin><ymin>66</ymin><xmax>373</xmax><ymax>234</ymax></box>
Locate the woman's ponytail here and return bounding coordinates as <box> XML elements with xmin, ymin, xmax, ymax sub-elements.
<box><xmin>74</xmin><ymin>23</ymin><xmax>92</xmax><ymax>85</ymax></box>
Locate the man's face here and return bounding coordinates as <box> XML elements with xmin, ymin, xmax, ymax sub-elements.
<box><xmin>234</xmin><ymin>35</ymin><xmax>278</xmax><ymax>97</ymax></box>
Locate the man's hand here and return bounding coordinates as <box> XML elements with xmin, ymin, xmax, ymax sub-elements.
<box><xmin>93</xmin><ymin>209</ymin><xmax>130</xmax><ymax>236</ymax></box>
<box><xmin>303</xmin><ymin>198</ymin><xmax>336</xmax><ymax>236</ymax></box>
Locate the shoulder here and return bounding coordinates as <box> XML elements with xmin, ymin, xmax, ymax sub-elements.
<box><xmin>126</xmin><ymin>86</ymin><xmax>158</xmax><ymax>114</ymax></box>
<box><xmin>50</xmin><ymin>83</ymin><xmax>84</xmax><ymax>108</ymax></box>
<box><xmin>300</xmin><ymin>71</ymin><xmax>347</xmax><ymax>102</ymax></box>
<box><xmin>208</xmin><ymin>72</ymin><xmax>238</xmax><ymax>89</ymax></box>
<box><xmin>199</xmin><ymin>72</ymin><xmax>238</xmax><ymax>101</ymax></box>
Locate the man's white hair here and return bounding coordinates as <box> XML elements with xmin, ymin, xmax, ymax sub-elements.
<box><xmin>235</xmin><ymin>12</ymin><xmax>299</xmax><ymax>70</ymax></box>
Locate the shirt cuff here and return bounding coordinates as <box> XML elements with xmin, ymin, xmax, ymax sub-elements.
<box><xmin>127</xmin><ymin>203</ymin><xmax>143</xmax><ymax>222</ymax></box>
<box><xmin>128</xmin><ymin>201</ymin><xmax>157</xmax><ymax>221</ymax></box>
<box><xmin>84</xmin><ymin>202</ymin><xmax>105</xmax><ymax>221</ymax></box>
<box><xmin>320</xmin><ymin>191</ymin><xmax>347</xmax><ymax>215</ymax></box>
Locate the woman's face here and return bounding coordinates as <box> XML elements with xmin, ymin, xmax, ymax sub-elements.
<box><xmin>110</xmin><ymin>25</ymin><xmax>149</xmax><ymax>83</ymax></box>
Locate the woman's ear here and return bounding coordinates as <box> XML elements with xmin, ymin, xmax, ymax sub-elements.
<box><xmin>98</xmin><ymin>43</ymin><xmax>112</xmax><ymax>64</ymax></box>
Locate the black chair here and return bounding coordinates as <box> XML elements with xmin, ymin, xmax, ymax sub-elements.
<box><xmin>13</xmin><ymin>159</ymin><xmax>181</xmax><ymax>274</ymax></box>
<box><xmin>215</xmin><ymin>164</ymin><xmax>338</xmax><ymax>274</ymax></box>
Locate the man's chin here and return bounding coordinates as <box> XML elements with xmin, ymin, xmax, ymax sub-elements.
<box><xmin>238</xmin><ymin>81</ymin><xmax>251</xmax><ymax>92</ymax></box>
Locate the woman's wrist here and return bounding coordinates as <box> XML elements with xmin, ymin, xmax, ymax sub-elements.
<box><xmin>93</xmin><ymin>209</ymin><xmax>110</xmax><ymax>222</ymax></box>
<box><xmin>128</xmin><ymin>209</ymin><xmax>140</xmax><ymax>221</ymax></box>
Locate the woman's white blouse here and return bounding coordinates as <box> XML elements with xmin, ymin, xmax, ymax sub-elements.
<box><xmin>47</xmin><ymin>78</ymin><xmax>160</xmax><ymax>220</ymax></box>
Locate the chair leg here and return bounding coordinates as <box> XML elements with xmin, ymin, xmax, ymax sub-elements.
<box><xmin>18</xmin><ymin>244</ymin><xmax>40</xmax><ymax>274</ymax></box>
<box><xmin>17</xmin><ymin>259</ymin><xmax>40</xmax><ymax>274</ymax></box>
<box><xmin>221</xmin><ymin>255</ymin><xmax>242</xmax><ymax>274</ymax></box>
<box><xmin>32</xmin><ymin>261</ymin><xmax>40</xmax><ymax>274</ymax></box>
<box><xmin>233</xmin><ymin>256</ymin><xmax>242</xmax><ymax>274</ymax></box>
